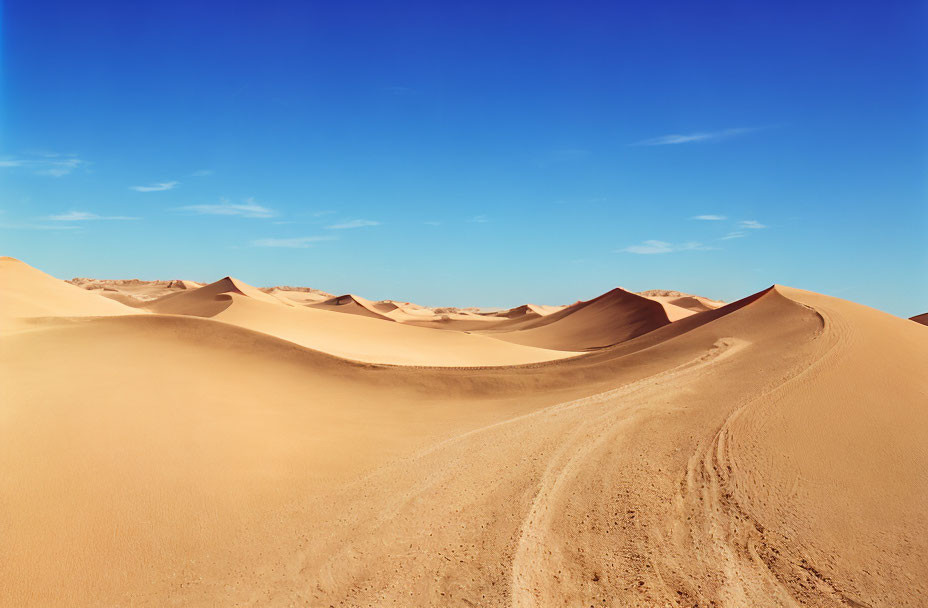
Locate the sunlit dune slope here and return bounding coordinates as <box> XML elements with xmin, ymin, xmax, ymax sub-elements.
<box><xmin>144</xmin><ymin>276</ymin><xmax>579</xmax><ymax>366</ymax></box>
<box><xmin>0</xmin><ymin>257</ymin><xmax>136</xmax><ymax>327</ymax></box>
<box><xmin>637</xmin><ymin>289</ymin><xmax>725</xmax><ymax>313</ymax></box>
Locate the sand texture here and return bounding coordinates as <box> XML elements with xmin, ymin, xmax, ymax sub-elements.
<box><xmin>1</xmin><ymin>257</ymin><xmax>926</xmax><ymax>607</ymax></box>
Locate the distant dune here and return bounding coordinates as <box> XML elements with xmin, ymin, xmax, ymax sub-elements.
<box><xmin>911</xmin><ymin>312</ymin><xmax>928</xmax><ymax>325</ymax></box>
<box><xmin>1</xmin><ymin>256</ymin><xmax>925</xmax><ymax>607</ymax></box>
<box><xmin>484</xmin><ymin>287</ymin><xmax>679</xmax><ymax>350</ymax></box>
<box><xmin>309</xmin><ymin>293</ymin><xmax>397</xmax><ymax>321</ymax></box>
<box><xmin>140</xmin><ymin>274</ymin><xmax>578</xmax><ymax>366</ymax></box>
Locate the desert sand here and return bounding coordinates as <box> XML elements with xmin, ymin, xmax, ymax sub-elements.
<box><xmin>1</xmin><ymin>256</ymin><xmax>926</xmax><ymax>607</ymax></box>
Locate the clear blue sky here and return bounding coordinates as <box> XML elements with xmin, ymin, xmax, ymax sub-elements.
<box><xmin>2</xmin><ymin>1</ymin><xmax>926</xmax><ymax>315</ymax></box>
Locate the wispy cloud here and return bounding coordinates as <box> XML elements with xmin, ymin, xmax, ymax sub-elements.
<box><xmin>719</xmin><ymin>220</ymin><xmax>766</xmax><ymax>241</ymax></box>
<box><xmin>326</xmin><ymin>219</ymin><xmax>380</xmax><ymax>229</ymax></box>
<box><xmin>131</xmin><ymin>181</ymin><xmax>178</xmax><ymax>192</ymax></box>
<box><xmin>177</xmin><ymin>197</ymin><xmax>276</xmax><ymax>218</ymax></box>
<box><xmin>0</xmin><ymin>221</ymin><xmax>81</xmax><ymax>231</ymax></box>
<box><xmin>692</xmin><ymin>214</ymin><xmax>727</xmax><ymax>221</ymax></box>
<box><xmin>48</xmin><ymin>211</ymin><xmax>139</xmax><ymax>221</ymax></box>
<box><xmin>191</xmin><ymin>169</ymin><xmax>213</xmax><ymax>177</ymax></box>
<box><xmin>467</xmin><ymin>214</ymin><xmax>489</xmax><ymax>223</ymax></box>
<box><xmin>619</xmin><ymin>240</ymin><xmax>715</xmax><ymax>255</ymax></box>
<box><xmin>252</xmin><ymin>236</ymin><xmax>336</xmax><ymax>248</ymax></box>
<box><xmin>0</xmin><ymin>154</ymin><xmax>87</xmax><ymax>177</ymax></box>
<box><xmin>721</xmin><ymin>231</ymin><xmax>747</xmax><ymax>240</ymax></box>
<box><xmin>632</xmin><ymin>127</ymin><xmax>763</xmax><ymax>146</ymax></box>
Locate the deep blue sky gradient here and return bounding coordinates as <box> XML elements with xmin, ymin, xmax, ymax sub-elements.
<box><xmin>2</xmin><ymin>1</ymin><xmax>925</xmax><ymax>314</ymax></box>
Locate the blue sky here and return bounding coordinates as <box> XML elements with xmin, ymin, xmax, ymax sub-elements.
<box><xmin>2</xmin><ymin>1</ymin><xmax>925</xmax><ymax>315</ymax></box>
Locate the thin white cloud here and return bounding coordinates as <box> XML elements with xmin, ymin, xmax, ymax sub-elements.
<box><xmin>619</xmin><ymin>240</ymin><xmax>715</xmax><ymax>255</ymax></box>
<box><xmin>632</xmin><ymin>127</ymin><xmax>763</xmax><ymax>146</ymax></box>
<box><xmin>48</xmin><ymin>211</ymin><xmax>139</xmax><ymax>221</ymax></box>
<box><xmin>326</xmin><ymin>219</ymin><xmax>380</xmax><ymax>229</ymax></box>
<box><xmin>131</xmin><ymin>181</ymin><xmax>178</xmax><ymax>192</ymax></box>
<box><xmin>467</xmin><ymin>214</ymin><xmax>489</xmax><ymax>223</ymax></box>
<box><xmin>177</xmin><ymin>197</ymin><xmax>276</xmax><ymax>218</ymax></box>
<box><xmin>721</xmin><ymin>231</ymin><xmax>747</xmax><ymax>240</ymax></box>
<box><xmin>738</xmin><ymin>219</ymin><xmax>766</xmax><ymax>229</ymax></box>
<box><xmin>252</xmin><ymin>236</ymin><xmax>336</xmax><ymax>248</ymax></box>
<box><xmin>0</xmin><ymin>155</ymin><xmax>87</xmax><ymax>177</ymax></box>
<box><xmin>0</xmin><ymin>221</ymin><xmax>81</xmax><ymax>231</ymax></box>
<box><xmin>692</xmin><ymin>214</ymin><xmax>727</xmax><ymax>221</ymax></box>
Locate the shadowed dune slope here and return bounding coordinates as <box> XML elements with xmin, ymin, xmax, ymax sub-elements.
<box><xmin>1</xmin><ymin>262</ymin><xmax>926</xmax><ymax>607</ymax></box>
<box><xmin>485</xmin><ymin>287</ymin><xmax>675</xmax><ymax>350</ymax></box>
<box><xmin>0</xmin><ymin>257</ymin><xmax>136</xmax><ymax>326</ymax></box>
<box><xmin>911</xmin><ymin>312</ymin><xmax>928</xmax><ymax>325</ymax></box>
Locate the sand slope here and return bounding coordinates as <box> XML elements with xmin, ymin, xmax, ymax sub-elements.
<box><xmin>143</xmin><ymin>275</ymin><xmax>579</xmax><ymax>366</ymax></box>
<box><xmin>1</xmin><ymin>259</ymin><xmax>926</xmax><ymax>607</ymax></box>
<box><xmin>0</xmin><ymin>257</ymin><xmax>136</xmax><ymax>327</ymax></box>
<box><xmin>638</xmin><ymin>289</ymin><xmax>725</xmax><ymax>313</ymax></box>
<box><xmin>309</xmin><ymin>293</ymin><xmax>397</xmax><ymax>321</ymax></box>
<box><xmin>486</xmin><ymin>287</ymin><xmax>676</xmax><ymax>350</ymax></box>
<box><xmin>911</xmin><ymin>312</ymin><xmax>928</xmax><ymax>325</ymax></box>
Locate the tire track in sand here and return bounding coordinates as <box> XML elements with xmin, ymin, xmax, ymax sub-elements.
<box><xmin>510</xmin><ymin>337</ymin><xmax>747</xmax><ymax>608</ymax></box>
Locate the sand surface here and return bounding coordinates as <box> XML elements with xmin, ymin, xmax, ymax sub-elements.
<box><xmin>1</xmin><ymin>258</ymin><xmax>925</xmax><ymax>607</ymax></box>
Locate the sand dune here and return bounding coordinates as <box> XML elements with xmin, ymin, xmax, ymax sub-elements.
<box><xmin>309</xmin><ymin>293</ymin><xmax>397</xmax><ymax>321</ymax></box>
<box><xmin>911</xmin><ymin>312</ymin><xmax>928</xmax><ymax>325</ymax></box>
<box><xmin>484</xmin><ymin>287</ymin><xmax>678</xmax><ymax>350</ymax></box>
<box><xmin>488</xmin><ymin>303</ymin><xmax>565</xmax><ymax>319</ymax></box>
<box><xmin>1</xmin><ymin>257</ymin><xmax>925</xmax><ymax>607</ymax></box>
<box><xmin>140</xmin><ymin>273</ymin><xmax>579</xmax><ymax>366</ymax></box>
<box><xmin>0</xmin><ymin>257</ymin><xmax>136</xmax><ymax>328</ymax></box>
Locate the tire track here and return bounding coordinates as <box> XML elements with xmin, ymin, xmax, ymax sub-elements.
<box><xmin>510</xmin><ymin>338</ymin><xmax>747</xmax><ymax>608</ymax></box>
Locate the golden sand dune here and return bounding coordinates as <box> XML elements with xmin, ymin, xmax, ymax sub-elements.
<box><xmin>488</xmin><ymin>303</ymin><xmax>567</xmax><ymax>319</ymax></box>
<box><xmin>309</xmin><ymin>293</ymin><xmax>397</xmax><ymax>321</ymax></box>
<box><xmin>1</xmin><ymin>258</ymin><xmax>925</xmax><ymax>607</ymax></box>
<box><xmin>484</xmin><ymin>287</ymin><xmax>680</xmax><ymax>350</ymax></box>
<box><xmin>0</xmin><ymin>257</ymin><xmax>136</xmax><ymax>327</ymax></box>
<box><xmin>145</xmin><ymin>276</ymin><xmax>298</xmax><ymax>315</ymax></box>
<box><xmin>638</xmin><ymin>289</ymin><xmax>725</xmax><ymax>312</ymax></box>
<box><xmin>143</xmin><ymin>274</ymin><xmax>580</xmax><ymax>366</ymax></box>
